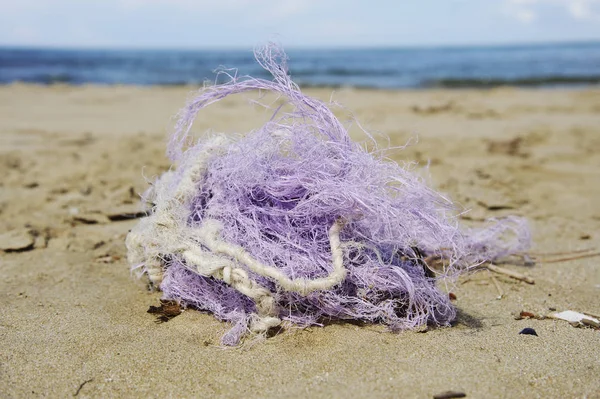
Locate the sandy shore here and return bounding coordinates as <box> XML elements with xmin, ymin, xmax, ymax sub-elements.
<box><xmin>1</xmin><ymin>84</ymin><xmax>599</xmax><ymax>398</ymax></box>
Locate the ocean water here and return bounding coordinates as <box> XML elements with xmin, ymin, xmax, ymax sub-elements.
<box><xmin>1</xmin><ymin>42</ymin><xmax>599</xmax><ymax>89</ymax></box>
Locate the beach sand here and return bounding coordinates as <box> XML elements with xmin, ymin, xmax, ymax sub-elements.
<box><xmin>1</xmin><ymin>84</ymin><xmax>599</xmax><ymax>398</ymax></box>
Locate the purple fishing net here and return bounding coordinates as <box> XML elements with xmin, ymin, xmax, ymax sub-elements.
<box><xmin>126</xmin><ymin>44</ymin><xmax>530</xmax><ymax>345</ymax></box>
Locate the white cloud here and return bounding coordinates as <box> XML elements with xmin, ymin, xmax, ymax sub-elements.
<box><xmin>115</xmin><ymin>0</ymin><xmax>316</xmax><ymax>28</ymax></box>
<box><xmin>266</xmin><ymin>0</ymin><xmax>312</xmax><ymax>20</ymax></box>
<box><xmin>116</xmin><ymin>0</ymin><xmax>310</xmax><ymax>19</ymax></box>
<box><xmin>515</xmin><ymin>8</ymin><xmax>537</xmax><ymax>22</ymax></box>
<box><xmin>566</xmin><ymin>0</ymin><xmax>600</xmax><ymax>18</ymax></box>
<box><xmin>505</xmin><ymin>0</ymin><xmax>600</xmax><ymax>22</ymax></box>
<box><xmin>509</xmin><ymin>0</ymin><xmax>540</xmax><ymax>4</ymax></box>
<box><xmin>117</xmin><ymin>0</ymin><xmax>255</xmax><ymax>9</ymax></box>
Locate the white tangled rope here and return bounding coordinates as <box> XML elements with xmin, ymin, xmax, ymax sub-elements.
<box><xmin>126</xmin><ymin>135</ymin><xmax>347</xmax><ymax>335</ymax></box>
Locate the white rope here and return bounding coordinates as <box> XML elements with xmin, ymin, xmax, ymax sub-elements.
<box><xmin>126</xmin><ymin>136</ymin><xmax>230</xmax><ymax>286</ymax></box>
<box><xmin>197</xmin><ymin>218</ymin><xmax>346</xmax><ymax>296</ymax></box>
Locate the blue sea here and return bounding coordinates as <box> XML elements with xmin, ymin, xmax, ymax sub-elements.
<box><xmin>1</xmin><ymin>42</ymin><xmax>599</xmax><ymax>89</ymax></box>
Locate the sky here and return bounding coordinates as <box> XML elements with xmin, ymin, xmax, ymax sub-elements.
<box><xmin>1</xmin><ymin>0</ymin><xmax>599</xmax><ymax>49</ymax></box>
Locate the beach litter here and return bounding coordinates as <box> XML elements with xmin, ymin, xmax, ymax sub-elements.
<box><xmin>125</xmin><ymin>44</ymin><xmax>531</xmax><ymax>345</ymax></box>
<box><xmin>514</xmin><ymin>309</ymin><xmax>600</xmax><ymax>331</ymax></box>
<box><xmin>551</xmin><ymin>310</ymin><xmax>600</xmax><ymax>329</ymax></box>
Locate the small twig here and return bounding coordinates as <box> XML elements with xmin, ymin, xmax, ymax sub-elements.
<box><xmin>460</xmin><ymin>277</ymin><xmax>473</xmax><ymax>285</ymax></box>
<box><xmin>539</xmin><ymin>252</ymin><xmax>600</xmax><ymax>264</ymax></box>
<box><xmin>74</xmin><ymin>378</ymin><xmax>93</xmax><ymax>397</ymax></box>
<box><xmin>528</xmin><ymin>248</ymin><xmax>596</xmax><ymax>257</ymax></box>
<box><xmin>488</xmin><ymin>270</ymin><xmax>505</xmax><ymax>299</ymax></box>
<box><xmin>583</xmin><ymin>311</ymin><xmax>600</xmax><ymax>320</ymax></box>
<box><xmin>486</xmin><ymin>264</ymin><xmax>535</xmax><ymax>284</ymax></box>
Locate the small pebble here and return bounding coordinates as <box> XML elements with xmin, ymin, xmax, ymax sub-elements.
<box><xmin>519</xmin><ymin>327</ymin><xmax>538</xmax><ymax>336</ymax></box>
<box><xmin>433</xmin><ymin>391</ymin><xmax>466</xmax><ymax>399</ymax></box>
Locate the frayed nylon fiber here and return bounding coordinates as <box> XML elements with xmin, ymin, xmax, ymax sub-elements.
<box><xmin>126</xmin><ymin>44</ymin><xmax>530</xmax><ymax>345</ymax></box>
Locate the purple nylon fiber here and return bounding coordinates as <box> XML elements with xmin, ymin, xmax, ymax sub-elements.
<box><xmin>150</xmin><ymin>43</ymin><xmax>530</xmax><ymax>345</ymax></box>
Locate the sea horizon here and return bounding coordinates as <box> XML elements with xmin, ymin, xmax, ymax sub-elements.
<box><xmin>1</xmin><ymin>40</ymin><xmax>599</xmax><ymax>89</ymax></box>
<box><xmin>2</xmin><ymin>38</ymin><xmax>599</xmax><ymax>51</ymax></box>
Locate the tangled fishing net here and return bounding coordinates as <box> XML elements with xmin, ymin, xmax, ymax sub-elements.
<box><xmin>126</xmin><ymin>44</ymin><xmax>530</xmax><ymax>345</ymax></box>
